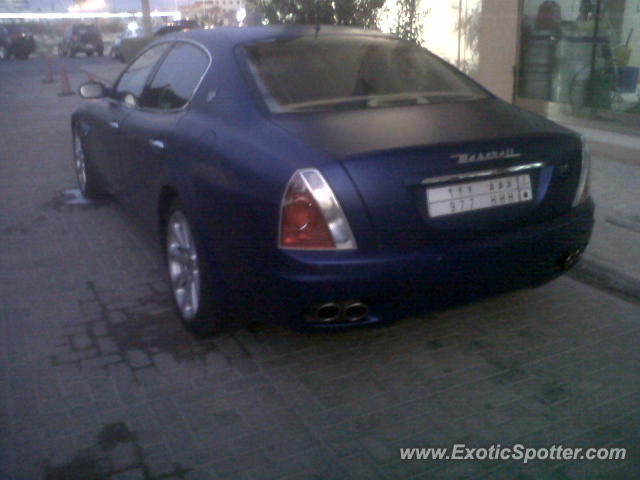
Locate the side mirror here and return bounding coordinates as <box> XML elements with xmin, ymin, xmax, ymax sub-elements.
<box><xmin>79</xmin><ymin>81</ymin><xmax>108</xmax><ymax>99</ymax></box>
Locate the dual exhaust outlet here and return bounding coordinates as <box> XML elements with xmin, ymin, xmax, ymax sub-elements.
<box><xmin>308</xmin><ymin>300</ymin><xmax>369</xmax><ymax>324</ymax></box>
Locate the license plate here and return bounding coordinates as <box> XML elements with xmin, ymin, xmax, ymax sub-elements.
<box><xmin>426</xmin><ymin>174</ymin><xmax>533</xmax><ymax>218</ymax></box>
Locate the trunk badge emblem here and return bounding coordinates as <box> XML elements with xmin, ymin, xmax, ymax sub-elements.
<box><xmin>451</xmin><ymin>148</ymin><xmax>521</xmax><ymax>164</ymax></box>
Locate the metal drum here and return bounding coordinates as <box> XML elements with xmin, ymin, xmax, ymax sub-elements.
<box><xmin>519</xmin><ymin>30</ymin><xmax>556</xmax><ymax>100</ymax></box>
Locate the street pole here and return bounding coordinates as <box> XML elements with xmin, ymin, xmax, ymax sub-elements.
<box><xmin>457</xmin><ymin>0</ymin><xmax>462</xmax><ymax>67</ymax></box>
<box><xmin>141</xmin><ymin>0</ymin><xmax>152</xmax><ymax>36</ymax></box>
<box><xmin>589</xmin><ymin>0</ymin><xmax>601</xmax><ymax>77</ymax></box>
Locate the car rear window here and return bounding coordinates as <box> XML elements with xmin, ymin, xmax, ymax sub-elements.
<box><xmin>243</xmin><ymin>35</ymin><xmax>488</xmax><ymax>113</ymax></box>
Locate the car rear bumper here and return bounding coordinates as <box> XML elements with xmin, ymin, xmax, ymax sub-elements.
<box><xmin>10</xmin><ymin>40</ymin><xmax>35</xmax><ymax>54</ymax></box>
<box><xmin>225</xmin><ymin>199</ymin><xmax>595</xmax><ymax>326</ymax></box>
<box><xmin>70</xmin><ymin>42</ymin><xmax>102</xmax><ymax>51</ymax></box>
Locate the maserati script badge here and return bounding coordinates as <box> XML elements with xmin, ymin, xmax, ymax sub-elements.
<box><xmin>451</xmin><ymin>148</ymin><xmax>522</xmax><ymax>164</ymax></box>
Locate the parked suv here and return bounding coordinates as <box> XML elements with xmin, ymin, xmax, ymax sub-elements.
<box><xmin>60</xmin><ymin>24</ymin><xmax>103</xmax><ymax>57</ymax></box>
<box><xmin>0</xmin><ymin>24</ymin><xmax>36</xmax><ymax>60</ymax></box>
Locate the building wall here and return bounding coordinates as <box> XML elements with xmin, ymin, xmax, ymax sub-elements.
<box><xmin>0</xmin><ymin>0</ymin><xmax>29</xmax><ymax>11</ymax></box>
<box><xmin>475</xmin><ymin>0</ymin><xmax>520</xmax><ymax>101</ymax></box>
<box><xmin>420</xmin><ymin>0</ymin><xmax>481</xmax><ymax>73</ymax></box>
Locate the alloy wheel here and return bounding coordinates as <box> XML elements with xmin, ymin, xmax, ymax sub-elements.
<box><xmin>167</xmin><ymin>211</ymin><xmax>201</xmax><ymax>321</ymax></box>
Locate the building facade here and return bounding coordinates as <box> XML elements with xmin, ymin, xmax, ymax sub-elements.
<box><xmin>180</xmin><ymin>0</ymin><xmax>244</xmax><ymax>24</ymax></box>
<box><xmin>0</xmin><ymin>0</ymin><xmax>29</xmax><ymax>11</ymax></box>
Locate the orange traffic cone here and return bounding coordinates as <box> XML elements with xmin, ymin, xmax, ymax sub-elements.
<box><xmin>58</xmin><ymin>62</ymin><xmax>75</xmax><ymax>97</ymax></box>
<box><xmin>42</xmin><ymin>55</ymin><xmax>54</xmax><ymax>84</ymax></box>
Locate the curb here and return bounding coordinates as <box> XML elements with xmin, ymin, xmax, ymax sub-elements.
<box><xmin>560</xmin><ymin>122</ymin><xmax>640</xmax><ymax>168</ymax></box>
<box><xmin>569</xmin><ymin>256</ymin><xmax>640</xmax><ymax>305</ymax></box>
<box><xmin>566</xmin><ymin>124</ymin><xmax>640</xmax><ymax>151</ymax></box>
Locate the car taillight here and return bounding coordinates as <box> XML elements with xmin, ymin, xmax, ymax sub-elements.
<box><xmin>10</xmin><ymin>33</ymin><xmax>21</xmax><ymax>39</ymax></box>
<box><xmin>71</xmin><ymin>35</ymin><xmax>79</xmax><ymax>41</ymax></box>
<box><xmin>572</xmin><ymin>135</ymin><xmax>591</xmax><ymax>207</ymax></box>
<box><xmin>279</xmin><ymin>169</ymin><xmax>357</xmax><ymax>250</ymax></box>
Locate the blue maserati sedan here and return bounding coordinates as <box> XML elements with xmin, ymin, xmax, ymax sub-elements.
<box><xmin>72</xmin><ymin>26</ymin><xmax>594</xmax><ymax>335</ymax></box>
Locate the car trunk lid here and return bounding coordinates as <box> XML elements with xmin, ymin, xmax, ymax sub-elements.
<box><xmin>270</xmin><ymin>98</ymin><xmax>581</xmax><ymax>247</ymax></box>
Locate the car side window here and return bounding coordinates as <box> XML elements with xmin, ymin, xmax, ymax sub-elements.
<box><xmin>113</xmin><ymin>44</ymin><xmax>170</xmax><ymax>107</ymax></box>
<box><xmin>139</xmin><ymin>43</ymin><xmax>209</xmax><ymax>110</ymax></box>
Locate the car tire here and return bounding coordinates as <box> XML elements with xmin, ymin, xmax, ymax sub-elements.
<box><xmin>97</xmin><ymin>49</ymin><xmax>104</xmax><ymax>57</ymax></box>
<box><xmin>87</xmin><ymin>50</ymin><xmax>94</xmax><ymax>57</ymax></box>
<box><xmin>15</xmin><ymin>51</ymin><xmax>28</xmax><ymax>60</ymax></box>
<box><xmin>0</xmin><ymin>45</ymin><xmax>8</xmax><ymax>61</ymax></box>
<box><xmin>165</xmin><ymin>201</ymin><xmax>223</xmax><ymax>337</ymax></box>
<box><xmin>72</xmin><ymin>128</ymin><xmax>104</xmax><ymax>199</ymax></box>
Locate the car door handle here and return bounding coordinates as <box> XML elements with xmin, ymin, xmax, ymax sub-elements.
<box><xmin>149</xmin><ymin>139</ymin><xmax>165</xmax><ymax>150</ymax></box>
<box><xmin>108</xmin><ymin>121</ymin><xmax>119</xmax><ymax>129</ymax></box>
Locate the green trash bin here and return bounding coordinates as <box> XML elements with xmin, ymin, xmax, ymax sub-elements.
<box><xmin>585</xmin><ymin>71</ymin><xmax>614</xmax><ymax>109</ymax></box>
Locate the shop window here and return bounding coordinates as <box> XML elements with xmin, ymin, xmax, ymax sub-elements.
<box><xmin>519</xmin><ymin>0</ymin><xmax>640</xmax><ymax>114</ymax></box>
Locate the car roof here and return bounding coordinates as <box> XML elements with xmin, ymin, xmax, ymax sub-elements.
<box><xmin>168</xmin><ymin>25</ymin><xmax>396</xmax><ymax>51</ymax></box>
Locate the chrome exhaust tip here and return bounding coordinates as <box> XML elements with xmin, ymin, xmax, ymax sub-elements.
<box><xmin>343</xmin><ymin>301</ymin><xmax>369</xmax><ymax>322</ymax></box>
<box><xmin>313</xmin><ymin>302</ymin><xmax>341</xmax><ymax>323</ymax></box>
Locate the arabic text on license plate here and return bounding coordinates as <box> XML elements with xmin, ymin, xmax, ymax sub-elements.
<box><xmin>426</xmin><ymin>174</ymin><xmax>532</xmax><ymax>218</ymax></box>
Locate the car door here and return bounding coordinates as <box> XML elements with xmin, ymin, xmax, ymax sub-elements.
<box><xmin>87</xmin><ymin>43</ymin><xmax>171</xmax><ymax>192</ymax></box>
<box><xmin>117</xmin><ymin>41</ymin><xmax>211</xmax><ymax>223</ymax></box>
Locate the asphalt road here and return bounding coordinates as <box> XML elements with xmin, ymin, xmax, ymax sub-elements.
<box><xmin>0</xmin><ymin>56</ymin><xmax>638</xmax><ymax>480</ymax></box>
